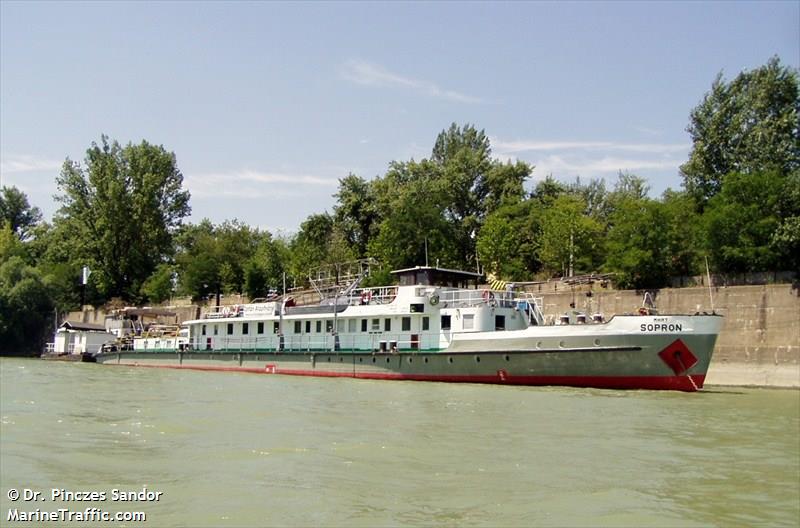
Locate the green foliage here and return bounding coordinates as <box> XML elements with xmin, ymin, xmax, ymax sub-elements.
<box><xmin>477</xmin><ymin>201</ymin><xmax>540</xmax><ymax>281</ymax></box>
<box><xmin>0</xmin><ymin>186</ymin><xmax>42</xmax><ymax>240</ymax></box>
<box><xmin>681</xmin><ymin>57</ymin><xmax>800</xmax><ymax>206</ymax></box>
<box><xmin>141</xmin><ymin>264</ymin><xmax>175</xmax><ymax>303</ymax></box>
<box><xmin>333</xmin><ymin>174</ymin><xmax>379</xmax><ymax>258</ymax></box>
<box><xmin>704</xmin><ymin>171</ymin><xmax>785</xmax><ymax>272</ymax></box>
<box><xmin>0</xmin><ymin>256</ymin><xmax>54</xmax><ymax>354</ymax></box>
<box><xmin>53</xmin><ymin>136</ymin><xmax>190</xmax><ymax>302</ymax></box>
<box><xmin>539</xmin><ymin>195</ymin><xmax>604</xmax><ymax>276</ymax></box>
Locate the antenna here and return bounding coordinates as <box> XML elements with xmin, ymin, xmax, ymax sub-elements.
<box><xmin>424</xmin><ymin>238</ymin><xmax>429</xmax><ymax>267</ymax></box>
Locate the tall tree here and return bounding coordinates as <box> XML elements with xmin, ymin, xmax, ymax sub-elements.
<box><xmin>681</xmin><ymin>57</ymin><xmax>800</xmax><ymax>206</ymax></box>
<box><xmin>333</xmin><ymin>174</ymin><xmax>379</xmax><ymax>257</ymax></box>
<box><xmin>54</xmin><ymin>136</ymin><xmax>190</xmax><ymax>302</ymax></box>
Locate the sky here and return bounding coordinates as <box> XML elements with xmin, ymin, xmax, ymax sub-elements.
<box><xmin>1</xmin><ymin>1</ymin><xmax>798</xmax><ymax>234</ymax></box>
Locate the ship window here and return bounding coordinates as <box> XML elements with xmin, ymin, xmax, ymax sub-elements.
<box><xmin>294</xmin><ymin>321</ymin><xmax>301</xmax><ymax>333</ymax></box>
<box><xmin>441</xmin><ymin>315</ymin><xmax>451</xmax><ymax>330</ymax></box>
<box><xmin>410</xmin><ymin>303</ymin><xmax>424</xmax><ymax>313</ymax></box>
<box><xmin>463</xmin><ymin>314</ymin><xmax>474</xmax><ymax>330</ymax></box>
<box><xmin>337</xmin><ymin>319</ymin><xmax>345</xmax><ymax>333</ymax></box>
<box><xmin>384</xmin><ymin>318</ymin><xmax>391</xmax><ymax>331</ymax></box>
<box><xmin>316</xmin><ymin>320</ymin><xmax>322</xmax><ymax>333</ymax></box>
<box><xmin>422</xmin><ymin>317</ymin><xmax>429</xmax><ymax>331</ymax></box>
<box><xmin>214</xmin><ymin>325</ymin><xmax>219</xmax><ymax>336</ymax></box>
<box><xmin>361</xmin><ymin>319</ymin><xmax>367</xmax><ymax>332</ymax></box>
<box><xmin>202</xmin><ymin>325</ymin><xmax>206</xmax><ymax>336</ymax></box>
<box><xmin>242</xmin><ymin>323</ymin><xmax>249</xmax><ymax>335</ymax></box>
<box><xmin>402</xmin><ymin>317</ymin><xmax>411</xmax><ymax>331</ymax></box>
<box><xmin>227</xmin><ymin>323</ymin><xmax>234</xmax><ymax>335</ymax></box>
<box><xmin>257</xmin><ymin>322</ymin><xmax>264</xmax><ymax>334</ymax></box>
<box><xmin>273</xmin><ymin>321</ymin><xmax>280</xmax><ymax>334</ymax></box>
<box><xmin>305</xmin><ymin>321</ymin><xmax>311</xmax><ymax>333</ymax></box>
<box><xmin>348</xmin><ymin>319</ymin><xmax>356</xmax><ymax>333</ymax></box>
<box><xmin>371</xmin><ymin>318</ymin><xmax>380</xmax><ymax>331</ymax></box>
<box><xmin>495</xmin><ymin>315</ymin><xmax>505</xmax><ymax>331</ymax></box>
<box><xmin>326</xmin><ymin>320</ymin><xmax>333</xmax><ymax>332</ymax></box>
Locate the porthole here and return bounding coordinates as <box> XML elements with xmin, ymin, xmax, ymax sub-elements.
<box><xmin>448</xmin><ymin>357</ymin><xmax>454</xmax><ymax>364</ymax></box>
<box><xmin>424</xmin><ymin>357</ymin><xmax>429</xmax><ymax>363</ymax></box>
<box><xmin>475</xmin><ymin>356</ymin><xmax>481</xmax><ymax>363</ymax></box>
<box><xmin>408</xmin><ymin>357</ymin><xmax>413</xmax><ymax>363</ymax></box>
<box><xmin>559</xmin><ymin>341</ymin><xmax>566</xmax><ymax>348</ymax></box>
<box><xmin>327</xmin><ymin>357</ymin><xmax>331</xmax><ymax>362</ymax></box>
<box><xmin>340</xmin><ymin>357</ymin><xmax>344</xmax><ymax>362</ymax></box>
<box><xmin>536</xmin><ymin>341</ymin><xmax>542</xmax><ymax>349</ymax></box>
<box><xmin>372</xmin><ymin>357</ymin><xmax>376</xmax><ymax>363</ymax></box>
<box><xmin>386</xmin><ymin>357</ymin><xmax>390</xmax><ymax>363</ymax></box>
<box><xmin>504</xmin><ymin>355</ymin><xmax>510</xmax><ymax>362</ymax></box>
<box><xmin>359</xmin><ymin>357</ymin><xmax>363</xmax><ymax>362</ymax></box>
<box><xmin>594</xmin><ymin>339</ymin><xmax>600</xmax><ymax>347</ymax></box>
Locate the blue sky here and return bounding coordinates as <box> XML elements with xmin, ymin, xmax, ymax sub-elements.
<box><xmin>1</xmin><ymin>1</ymin><xmax>798</xmax><ymax>234</ymax></box>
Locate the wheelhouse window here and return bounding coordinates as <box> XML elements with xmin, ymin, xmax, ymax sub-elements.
<box><xmin>441</xmin><ymin>315</ymin><xmax>451</xmax><ymax>330</ymax></box>
<box><xmin>402</xmin><ymin>317</ymin><xmax>411</xmax><ymax>331</ymax></box>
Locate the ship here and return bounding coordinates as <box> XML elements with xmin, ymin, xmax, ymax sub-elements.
<box><xmin>91</xmin><ymin>265</ymin><xmax>722</xmax><ymax>392</ymax></box>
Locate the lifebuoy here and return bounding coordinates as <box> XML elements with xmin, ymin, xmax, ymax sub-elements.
<box><xmin>429</xmin><ymin>294</ymin><xmax>440</xmax><ymax>306</ymax></box>
<box><xmin>222</xmin><ymin>306</ymin><xmax>230</xmax><ymax>316</ymax></box>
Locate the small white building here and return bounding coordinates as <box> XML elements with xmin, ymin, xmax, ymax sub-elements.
<box><xmin>53</xmin><ymin>321</ymin><xmax>115</xmax><ymax>355</ymax></box>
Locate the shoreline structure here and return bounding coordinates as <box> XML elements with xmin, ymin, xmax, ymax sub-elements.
<box><xmin>68</xmin><ymin>282</ymin><xmax>799</xmax><ymax>389</ymax></box>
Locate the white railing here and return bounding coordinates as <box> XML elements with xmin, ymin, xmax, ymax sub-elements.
<box><xmin>190</xmin><ymin>331</ymin><xmax>440</xmax><ymax>353</ymax></box>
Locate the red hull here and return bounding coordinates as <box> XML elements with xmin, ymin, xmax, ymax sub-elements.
<box><xmin>112</xmin><ymin>362</ymin><xmax>706</xmax><ymax>392</ymax></box>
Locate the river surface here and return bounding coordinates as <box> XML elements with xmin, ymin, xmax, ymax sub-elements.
<box><xmin>1</xmin><ymin>357</ymin><xmax>798</xmax><ymax>527</ymax></box>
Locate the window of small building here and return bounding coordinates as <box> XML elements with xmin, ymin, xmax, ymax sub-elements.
<box><xmin>384</xmin><ymin>318</ymin><xmax>391</xmax><ymax>332</ymax></box>
<box><xmin>422</xmin><ymin>317</ymin><xmax>430</xmax><ymax>331</ymax></box>
<box><xmin>242</xmin><ymin>322</ymin><xmax>249</xmax><ymax>335</ymax></box>
<box><xmin>371</xmin><ymin>318</ymin><xmax>380</xmax><ymax>332</ymax></box>
<box><xmin>495</xmin><ymin>315</ymin><xmax>506</xmax><ymax>331</ymax></box>
<box><xmin>402</xmin><ymin>317</ymin><xmax>411</xmax><ymax>331</ymax></box>
<box><xmin>257</xmin><ymin>322</ymin><xmax>264</xmax><ymax>334</ymax></box>
<box><xmin>441</xmin><ymin>315</ymin><xmax>451</xmax><ymax>330</ymax></box>
<box><xmin>463</xmin><ymin>314</ymin><xmax>475</xmax><ymax>330</ymax></box>
<box><xmin>294</xmin><ymin>321</ymin><xmax>301</xmax><ymax>333</ymax></box>
<box><xmin>227</xmin><ymin>323</ymin><xmax>234</xmax><ymax>335</ymax></box>
<box><xmin>361</xmin><ymin>319</ymin><xmax>368</xmax><ymax>332</ymax></box>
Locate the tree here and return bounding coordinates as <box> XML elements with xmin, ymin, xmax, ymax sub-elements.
<box><xmin>539</xmin><ymin>195</ymin><xmax>604</xmax><ymax>277</ymax></box>
<box><xmin>476</xmin><ymin>201</ymin><xmax>540</xmax><ymax>280</ymax></box>
<box><xmin>333</xmin><ymin>174</ymin><xmax>379</xmax><ymax>258</ymax></box>
<box><xmin>703</xmin><ymin>171</ymin><xmax>785</xmax><ymax>272</ymax></box>
<box><xmin>0</xmin><ymin>186</ymin><xmax>42</xmax><ymax>240</ymax></box>
<box><xmin>0</xmin><ymin>256</ymin><xmax>54</xmax><ymax>354</ymax></box>
<box><xmin>681</xmin><ymin>57</ymin><xmax>800</xmax><ymax>206</ymax></box>
<box><xmin>53</xmin><ymin>136</ymin><xmax>190</xmax><ymax>302</ymax></box>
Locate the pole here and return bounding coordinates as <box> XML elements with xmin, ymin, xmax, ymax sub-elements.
<box><xmin>705</xmin><ymin>256</ymin><xmax>715</xmax><ymax>313</ymax></box>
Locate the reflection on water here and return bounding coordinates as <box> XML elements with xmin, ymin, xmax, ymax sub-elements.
<box><xmin>1</xmin><ymin>358</ymin><xmax>798</xmax><ymax>527</ymax></box>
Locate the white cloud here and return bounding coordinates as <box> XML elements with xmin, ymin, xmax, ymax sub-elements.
<box><xmin>186</xmin><ymin>169</ymin><xmax>338</xmax><ymax>198</ymax></box>
<box><xmin>0</xmin><ymin>154</ymin><xmax>62</xmax><ymax>174</ymax></box>
<box><xmin>341</xmin><ymin>59</ymin><xmax>483</xmax><ymax>104</ymax></box>
<box><xmin>534</xmin><ymin>155</ymin><xmax>679</xmax><ymax>176</ymax></box>
<box><xmin>492</xmin><ymin>138</ymin><xmax>689</xmax><ymax>155</ymax></box>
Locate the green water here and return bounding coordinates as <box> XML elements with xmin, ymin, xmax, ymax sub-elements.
<box><xmin>1</xmin><ymin>358</ymin><xmax>798</xmax><ymax>527</ymax></box>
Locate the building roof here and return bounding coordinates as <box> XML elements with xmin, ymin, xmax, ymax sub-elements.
<box><xmin>59</xmin><ymin>321</ymin><xmax>109</xmax><ymax>332</ymax></box>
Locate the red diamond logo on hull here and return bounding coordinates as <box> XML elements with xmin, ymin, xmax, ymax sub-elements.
<box><xmin>658</xmin><ymin>339</ymin><xmax>698</xmax><ymax>375</ymax></box>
